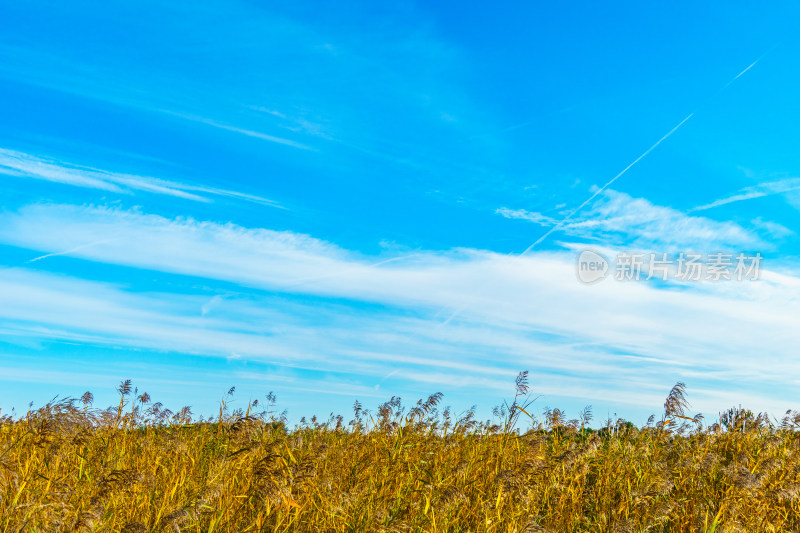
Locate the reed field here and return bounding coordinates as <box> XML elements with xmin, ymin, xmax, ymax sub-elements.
<box><xmin>2</xmin><ymin>372</ymin><xmax>800</xmax><ymax>532</ymax></box>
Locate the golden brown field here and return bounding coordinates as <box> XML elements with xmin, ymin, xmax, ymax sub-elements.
<box><xmin>2</xmin><ymin>374</ymin><xmax>799</xmax><ymax>532</ymax></box>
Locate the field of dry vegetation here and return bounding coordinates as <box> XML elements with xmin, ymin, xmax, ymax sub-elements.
<box><xmin>2</xmin><ymin>372</ymin><xmax>800</xmax><ymax>532</ymax></box>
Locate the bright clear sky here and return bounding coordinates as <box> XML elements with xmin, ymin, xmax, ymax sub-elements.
<box><xmin>1</xmin><ymin>1</ymin><xmax>799</xmax><ymax>425</ymax></box>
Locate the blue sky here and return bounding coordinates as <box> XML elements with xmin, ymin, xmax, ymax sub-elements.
<box><xmin>2</xmin><ymin>1</ymin><xmax>800</xmax><ymax>425</ymax></box>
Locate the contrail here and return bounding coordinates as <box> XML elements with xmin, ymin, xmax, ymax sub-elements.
<box><xmin>26</xmin><ymin>239</ymin><xmax>116</xmax><ymax>263</ymax></box>
<box><xmin>712</xmin><ymin>56</ymin><xmax>764</xmax><ymax>97</ymax></box>
<box><xmin>734</xmin><ymin>59</ymin><xmax>760</xmax><ymax>80</ymax></box>
<box><xmin>520</xmin><ymin>112</ymin><xmax>694</xmax><ymax>255</ymax></box>
<box><xmin>522</xmin><ymin>51</ymin><xmax>772</xmax><ymax>255</ymax></box>
<box><xmin>439</xmin><ymin>51</ymin><xmax>771</xmax><ymax>327</ymax></box>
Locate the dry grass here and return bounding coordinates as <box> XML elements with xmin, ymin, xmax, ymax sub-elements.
<box><xmin>2</xmin><ymin>374</ymin><xmax>800</xmax><ymax>532</ymax></box>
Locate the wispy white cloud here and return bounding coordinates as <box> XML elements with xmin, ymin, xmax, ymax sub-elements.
<box><xmin>0</xmin><ymin>2</ymin><xmax>503</xmax><ymax>200</ymax></box>
<box><xmin>248</xmin><ymin>106</ymin><xmax>334</xmax><ymax>140</ymax></box>
<box><xmin>498</xmin><ymin>189</ymin><xmax>768</xmax><ymax>251</ymax></box>
<box><xmin>1</xmin><ymin>260</ymin><xmax>798</xmax><ymax>417</ymax></box>
<box><xmin>158</xmin><ymin>110</ymin><xmax>315</xmax><ymax>151</ymax></box>
<box><xmin>0</xmin><ymin>149</ymin><xmax>127</xmax><ymax>193</ymax></box>
<box><xmin>1</xmin><ymin>203</ymin><xmax>800</xmax><ymax>418</ymax></box>
<box><xmin>495</xmin><ymin>207</ymin><xmax>557</xmax><ymax>227</ymax></box>
<box><xmin>750</xmin><ymin>217</ymin><xmax>794</xmax><ymax>239</ymax></box>
<box><xmin>567</xmin><ymin>189</ymin><xmax>765</xmax><ymax>249</ymax></box>
<box><xmin>0</xmin><ymin>148</ymin><xmax>284</xmax><ymax>208</ymax></box>
<box><xmin>690</xmin><ymin>177</ymin><xmax>800</xmax><ymax>212</ymax></box>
